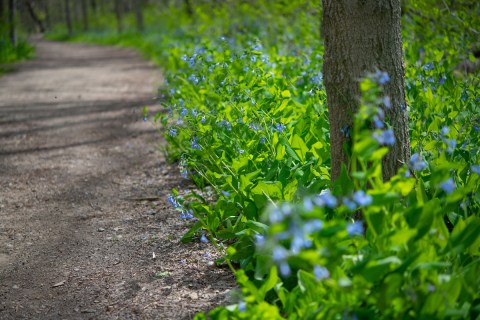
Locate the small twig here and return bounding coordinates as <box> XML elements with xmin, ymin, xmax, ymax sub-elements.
<box><xmin>122</xmin><ymin>196</ymin><xmax>162</xmax><ymax>201</ymax></box>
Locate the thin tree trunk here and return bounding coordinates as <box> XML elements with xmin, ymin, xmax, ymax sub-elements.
<box><xmin>322</xmin><ymin>0</ymin><xmax>410</xmax><ymax>182</ymax></box>
<box><xmin>0</xmin><ymin>0</ymin><xmax>5</xmax><ymax>20</ymax></box>
<box><xmin>114</xmin><ymin>0</ymin><xmax>123</xmax><ymax>34</ymax></box>
<box><xmin>8</xmin><ymin>0</ymin><xmax>16</xmax><ymax>46</ymax></box>
<box><xmin>184</xmin><ymin>0</ymin><xmax>193</xmax><ymax>16</ymax></box>
<box><xmin>44</xmin><ymin>0</ymin><xmax>51</xmax><ymax>30</ymax></box>
<box><xmin>64</xmin><ymin>0</ymin><xmax>72</xmax><ymax>35</ymax></box>
<box><xmin>81</xmin><ymin>0</ymin><xmax>88</xmax><ymax>31</ymax></box>
<box><xmin>26</xmin><ymin>1</ymin><xmax>46</xmax><ymax>32</ymax></box>
<box><xmin>134</xmin><ymin>0</ymin><xmax>144</xmax><ymax>32</ymax></box>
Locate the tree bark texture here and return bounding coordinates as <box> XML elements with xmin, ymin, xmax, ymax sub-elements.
<box><xmin>134</xmin><ymin>0</ymin><xmax>144</xmax><ymax>32</ymax></box>
<box><xmin>64</xmin><ymin>0</ymin><xmax>72</xmax><ymax>35</ymax></box>
<box><xmin>81</xmin><ymin>0</ymin><xmax>88</xmax><ymax>31</ymax></box>
<box><xmin>114</xmin><ymin>0</ymin><xmax>123</xmax><ymax>33</ymax></box>
<box><xmin>322</xmin><ymin>0</ymin><xmax>410</xmax><ymax>182</ymax></box>
<box><xmin>8</xmin><ymin>0</ymin><xmax>16</xmax><ymax>46</ymax></box>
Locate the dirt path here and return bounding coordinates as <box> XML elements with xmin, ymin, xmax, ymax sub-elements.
<box><xmin>0</xmin><ymin>40</ymin><xmax>234</xmax><ymax>319</ymax></box>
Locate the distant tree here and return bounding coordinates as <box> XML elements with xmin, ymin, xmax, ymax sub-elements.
<box><xmin>25</xmin><ymin>1</ymin><xmax>46</xmax><ymax>32</ymax></box>
<box><xmin>114</xmin><ymin>0</ymin><xmax>123</xmax><ymax>33</ymax></box>
<box><xmin>184</xmin><ymin>0</ymin><xmax>192</xmax><ymax>16</ymax></box>
<box><xmin>81</xmin><ymin>0</ymin><xmax>88</xmax><ymax>31</ymax></box>
<box><xmin>8</xmin><ymin>0</ymin><xmax>16</xmax><ymax>45</ymax></box>
<box><xmin>322</xmin><ymin>0</ymin><xmax>410</xmax><ymax>182</ymax></box>
<box><xmin>133</xmin><ymin>0</ymin><xmax>144</xmax><ymax>32</ymax></box>
<box><xmin>64</xmin><ymin>0</ymin><xmax>72</xmax><ymax>35</ymax></box>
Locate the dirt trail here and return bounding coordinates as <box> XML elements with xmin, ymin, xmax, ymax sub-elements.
<box><xmin>0</xmin><ymin>40</ymin><xmax>234</xmax><ymax>319</ymax></box>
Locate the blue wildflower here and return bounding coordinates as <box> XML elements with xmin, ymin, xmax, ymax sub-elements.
<box><xmin>347</xmin><ymin>221</ymin><xmax>364</xmax><ymax>236</ymax></box>
<box><xmin>275</xmin><ymin>123</ymin><xmax>286</xmax><ymax>133</ymax></box>
<box><xmin>314</xmin><ymin>189</ymin><xmax>337</xmax><ymax>209</ymax></box>
<box><xmin>313</xmin><ymin>265</ymin><xmax>330</xmax><ymax>281</ymax></box>
<box><xmin>340</xmin><ymin>125</ymin><xmax>351</xmax><ymax>138</ymax></box>
<box><xmin>422</xmin><ymin>62</ymin><xmax>434</xmax><ymax>71</ymax></box>
<box><xmin>374</xmin><ymin>129</ymin><xmax>395</xmax><ymax>146</ymax></box>
<box><xmin>303</xmin><ymin>219</ymin><xmax>323</xmax><ymax>234</ymax></box>
<box><xmin>181</xmin><ymin>108</ymin><xmax>188</xmax><ymax>118</ymax></box>
<box><xmin>272</xmin><ymin>246</ymin><xmax>288</xmax><ymax>262</ymax></box>
<box><xmin>279</xmin><ymin>262</ymin><xmax>291</xmax><ymax>277</ymax></box>
<box><xmin>191</xmin><ymin>137</ymin><xmax>201</xmax><ymax>150</ymax></box>
<box><xmin>259</xmin><ymin>137</ymin><xmax>266</xmax><ymax>144</ymax></box>
<box><xmin>201</xmin><ymin>115</ymin><xmax>206</xmax><ymax>124</ymax></box>
<box><xmin>373</xmin><ymin>115</ymin><xmax>384</xmax><ymax>129</ymax></box>
<box><xmin>254</xmin><ymin>234</ymin><xmax>265</xmax><ymax>247</ymax></box>
<box><xmin>471</xmin><ymin>165</ymin><xmax>480</xmax><ymax>175</ymax></box>
<box><xmin>383</xmin><ymin>96</ymin><xmax>392</xmax><ymax>109</ymax></box>
<box><xmin>445</xmin><ymin>139</ymin><xmax>456</xmax><ymax>154</ymax></box>
<box><xmin>303</xmin><ymin>197</ymin><xmax>314</xmax><ymax>212</ymax></box>
<box><xmin>374</xmin><ymin>70</ymin><xmax>390</xmax><ymax>85</ymax></box>
<box><xmin>440</xmin><ymin>178</ymin><xmax>455</xmax><ymax>194</ymax></box>
<box><xmin>441</xmin><ymin>126</ymin><xmax>449</xmax><ymax>136</ymax></box>
<box><xmin>180</xmin><ymin>210</ymin><xmax>194</xmax><ymax>219</ymax></box>
<box><xmin>342</xmin><ymin>197</ymin><xmax>357</xmax><ymax>211</ymax></box>
<box><xmin>169</xmin><ymin>128</ymin><xmax>177</xmax><ymax>136</ymax></box>
<box><xmin>438</xmin><ymin>75</ymin><xmax>446</xmax><ymax>85</ymax></box>
<box><xmin>238</xmin><ymin>301</ymin><xmax>246</xmax><ymax>312</ymax></box>
<box><xmin>180</xmin><ymin>169</ymin><xmax>188</xmax><ymax>179</ymax></box>
<box><xmin>167</xmin><ymin>195</ymin><xmax>180</xmax><ymax>209</ymax></box>
<box><xmin>269</xmin><ymin>207</ymin><xmax>284</xmax><ymax>223</ymax></box>
<box><xmin>143</xmin><ymin>116</ymin><xmax>147</xmax><ymax>122</ymax></box>
<box><xmin>200</xmin><ymin>234</ymin><xmax>209</xmax><ymax>243</ymax></box>
<box><xmin>409</xmin><ymin>153</ymin><xmax>427</xmax><ymax>171</ymax></box>
<box><xmin>221</xmin><ymin>191</ymin><xmax>230</xmax><ymax>197</ymax></box>
<box><xmin>353</xmin><ymin>190</ymin><xmax>372</xmax><ymax>206</ymax></box>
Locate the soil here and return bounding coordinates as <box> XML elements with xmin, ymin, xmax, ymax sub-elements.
<box><xmin>0</xmin><ymin>40</ymin><xmax>235</xmax><ymax>319</ymax></box>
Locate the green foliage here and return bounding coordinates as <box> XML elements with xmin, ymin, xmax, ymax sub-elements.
<box><xmin>50</xmin><ymin>0</ymin><xmax>480</xmax><ymax>318</ymax></box>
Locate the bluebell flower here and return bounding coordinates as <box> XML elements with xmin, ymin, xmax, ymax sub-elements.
<box><xmin>191</xmin><ymin>137</ymin><xmax>201</xmax><ymax>150</ymax></box>
<box><xmin>422</xmin><ymin>62</ymin><xmax>434</xmax><ymax>71</ymax></box>
<box><xmin>373</xmin><ymin>115</ymin><xmax>384</xmax><ymax>129</ymax></box>
<box><xmin>440</xmin><ymin>178</ymin><xmax>455</xmax><ymax>194</ymax></box>
<box><xmin>314</xmin><ymin>189</ymin><xmax>337</xmax><ymax>208</ymax></box>
<box><xmin>441</xmin><ymin>126</ymin><xmax>449</xmax><ymax>135</ymax></box>
<box><xmin>445</xmin><ymin>139</ymin><xmax>456</xmax><ymax>154</ymax></box>
<box><xmin>340</xmin><ymin>125</ymin><xmax>351</xmax><ymax>138</ymax></box>
<box><xmin>269</xmin><ymin>207</ymin><xmax>284</xmax><ymax>223</ymax></box>
<box><xmin>143</xmin><ymin>116</ymin><xmax>147</xmax><ymax>122</ymax></box>
<box><xmin>200</xmin><ymin>234</ymin><xmax>209</xmax><ymax>243</ymax></box>
<box><xmin>409</xmin><ymin>153</ymin><xmax>427</xmax><ymax>171</ymax></box>
<box><xmin>180</xmin><ymin>169</ymin><xmax>188</xmax><ymax>179</ymax></box>
<box><xmin>275</xmin><ymin>123</ymin><xmax>286</xmax><ymax>133</ymax></box>
<box><xmin>237</xmin><ymin>117</ymin><xmax>244</xmax><ymax>124</ymax></box>
<box><xmin>342</xmin><ymin>197</ymin><xmax>357</xmax><ymax>211</ymax></box>
<box><xmin>374</xmin><ymin>70</ymin><xmax>390</xmax><ymax>85</ymax></box>
<box><xmin>272</xmin><ymin>246</ymin><xmax>288</xmax><ymax>262</ymax></box>
<box><xmin>303</xmin><ymin>219</ymin><xmax>323</xmax><ymax>234</ymax></box>
<box><xmin>201</xmin><ymin>115</ymin><xmax>206</xmax><ymax>124</ymax></box>
<box><xmin>167</xmin><ymin>195</ymin><xmax>180</xmax><ymax>209</ymax></box>
<box><xmin>313</xmin><ymin>265</ymin><xmax>330</xmax><ymax>281</ymax></box>
<box><xmin>180</xmin><ymin>210</ymin><xmax>194</xmax><ymax>219</ymax></box>
<box><xmin>254</xmin><ymin>234</ymin><xmax>265</xmax><ymax>247</ymax></box>
<box><xmin>353</xmin><ymin>190</ymin><xmax>372</xmax><ymax>206</ymax></box>
<box><xmin>347</xmin><ymin>221</ymin><xmax>364</xmax><ymax>236</ymax></box>
<box><xmin>471</xmin><ymin>165</ymin><xmax>480</xmax><ymax>176</ymax></box>
<box><xmin>279</xmin><ymin>262</ymin><xmax>291</xmax><ymax>276</ymax></box>
<box><xmin>373</xmin><ymin>129</ymin><xmax>395</xmax><ymax>146</ymax></box>
<box><xmin>303</xmin><ymin>197</ymin><xmax>314</xmax><ymax>212</ymax></box>
<box><xmin>438</xmin><ymin>75</ymin><xmax>446</xmax><ymax>85</ymax></box>
<box><xmin>221</xmin><ymin>191</ymin><xmax>230</xmax><ymax>197</ymax></box>
<box><xmin>238</xmin><ymin>301</ymin><xmax>246</xmax><ymax>312</ymax></box>
<box><xmin>181</xmin><ymin>108</ymin><xmax>188</xmax><ymax>117</ymax></box>
<box><xmin>169</xmin><ymin>128</ymin><xmax>177</xmax><ymax>136</ymax></box>
<box><xmin>191</xmin><ymin>109</ymin><xmax>198</xmax><ymax>117</ymax></box>
<box><xmin>239</xmin><ymin>149</ymin><xmax>245</xmax><ymax>155</ymax></box>
<box><xmin>427</xmin><ymin>76</ymin><xmax>435</xmax><ymax>83</ymax></box>
<box><xmin>383</xmin><ymin>96</ymin><xmax>392</xmax><ymax>109</ymax></box>
<box><xmin>259</xmin><ymin>137</ymin><xmax>266</xmax><ymax>144</ymax></box>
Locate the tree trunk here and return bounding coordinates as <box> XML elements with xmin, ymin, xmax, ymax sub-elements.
<box><xmin>134</xmin><ymin>0</ymin><xmax>144</xmax><ymax>32</ymax></box>
<box><xmin>0</xmin><ymin>0</ymin><xmax>5</xmax><ymax>21</ymax></box>
<box><xmin>114</xmin><ymin>0</ymin><xmax>123</xmax><ymax>34</ymax></box>
<box><xmin>184</xmin><ymin>0</ymin><xmax>193</xmax><ymax>16</ymax></box>
<box><xmin>26</xmin><ymin>1</ymin><xmax>46</xmax><ymax>32</ymax></box>
<box><xmin>322</xmin><ymin>0</ymin><xmax>410</xmax><ymax>182</ymax></box>
<box><xmin>81</xmin><ymin>0</ymin><xmax>88</xmax><ymax>31</ymax></box>
<box><xmin>64</xmin><ymin>0</ymin><xmax>72</xmax><ymax>35</ymax></box>
<box><xmin>8</xmin><ymin>0</ymin><xmax>16</xmax><ymax>46</ymax></box>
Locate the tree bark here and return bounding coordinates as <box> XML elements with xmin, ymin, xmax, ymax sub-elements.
<box><xmin>81</xmin><ymin>0</ymin><xmax>88</xmax><ymax>31</ymax></box>
<box><xmin>8</xmin><ymin>0</ymin><xmax>16</xmax><ymax>46</ymax></box>
<box><xmin>26</xmin><ymin>1</ymin><xmax>46</xmax><ymax>32</ymax></box>
<box><xmin>64</xmin><ymin>0</ymin><xmax>72</xmax><ymax>35</ymax></box>
<box><xmin>134</xmin><ymin>0</ymin><xmax>144</xmax><ymax>32</ymax></box>
<box><xmin>114</xmin><ymin>0</ymin><xmax>123</xmax><ymax>34</ymax></box>
<box><xmin>322</xmin><ymin>0</ymin><xmax>410</xmax><ymax>182</ymax></box>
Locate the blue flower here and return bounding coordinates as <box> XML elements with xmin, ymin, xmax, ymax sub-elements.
<box><xmin>374</xmin><ymin>129</ymin><xmax>395</xmax><ymax>146</ymax></box>
<box><xmin>259</xmin><ymin>137</ymin><xmax>266</xmax><ymax>144</ymax></box>
<box><xmin>254</xmin><ymin>234</ymin><xmax>265</xmax><ymax>247</ymax></box>
<box><xmin>275</xmin><ymin>123</ymin><xmax>286</xmax><ymax>133</ymax></box>
<box><xmin>180</xmin><ymin>210</ymin><xmax>194</xmax><ymax>219</ymax></box>
<box><xmin>167</xmin><ymin>195</ymin><xmax>180</xmax><ymax>209</ymax></box>
<box><xmin>313</xmin><ymin>265</ymin><xmax>330</xmax><ymax>281</ymax></box>
<box><xmin>383</xmin><ymin>96</ymin><xmax>392</xmax><ymax>109</ymax></box>
<box><xmin>445</xmin><ymin>139</ymin><xmax>456</xmax><ymax>154</ymax></box>
<box><xmin>340</xmin><ymin>125</ymin><xmax>351</xmax><ymax>138</ymax></box>
<box><xmin>342</xmin><ymin>197</ymin><xmax>357</xmax><ymax>211</ymax></box>
<box><xmin>143</xmin><ymin>116</ymin><xmax>147</xmax><ymax>122</ymax></box>
<box><xmin>279</xmin><ymin>262</ymin><xmax>291</xmax><ymax>276</ymax></box>
<box><xmin>352</xmin><ymin>190</ymin><xmax>372</xmax><ymax>206</ymax></box>
<box><xmin>347</xmin><ymin>221</ymin><xmax>364</xmax><ymax>236</ymax></box>
<box><xmin>221</xmin><ymin>191</ymin><xmax>230</xmax><ymax>197</ymax></box>
<box><xmin>441</xmin><ymin>126</ymin><xmax>449</xmax><ymax>135</ymax></box>
<box><xmin>373</xmin><ymin>115</ymin><xmax>384</xmax><ymax>129</ymax></box>
<box><xmin>181</xmin><ymin>108</ymin><xmax>188</xmax><ymax>117</ymax></box>
<box><xmin>272</xmin><ymin>246</ymin><xmax>288</xmax><ymax>262</ymax></box>
<box><xmin>374</xmin><ymin>70</ymin><xmax>390</xmax><ymax>85</ymax></box>
<box><xmin>471</xmin><ymin>165</ymin><xmax>480</xmax><ymax>176</ymax></box>
<box><xmin>191</xmin><ymin>138</ymin><xmax>201</xmax><ymax>150</ymax></box>
<box><xmin>201</xmin><ymin>115</ymin><xmax>206</xmax><ymax>124</ymax></box>
<box><xmin>314</xmin><ymin>189</ymin><xmax>337</xmax><ymax>209</ymax></box>
<box><xmin>422</xmin><ymin>62</ymin><xmax>434</xmax><ymax>71</ymax></box>
<box><xmin>238</xmin><ymin>301</ymin><xmax>246</xmax><ymax>312</ymax></box>
<box><xmin>303</xmin><ymin>219</ymin><xmax>323</xmax><ymax>234</ymax></box>
<box><xmin>440</xmin><ymin>178</ymin><xmax>455</xmax><ymax>194</ymax></box>
<box><xmin>409</xmin><ymin>153</ymin><xmax>427</xmax><ymax>171</ymax></box>
<box><xmin>269</xmin><ymin>207</ymin><xmax>284</xmax><ymax>223</ymax></box>
<box><xmin>200</xmin><ymin>234</ymin><xmax>209</xmax><ymax>243</ymax></box>
<box><xmin>180</xmin><ymin>169</ymin><xmax>188</xmax><ymax>179</ymax></box>
<box><xmin>169</xmin><ymin>128</ymin><xmax>177</xmax><ymax>136</ymax></box>
<box><xmin>303</xmin><ymin>197</ymin><xmax>314</xmax><ymax>212</ymax></box>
